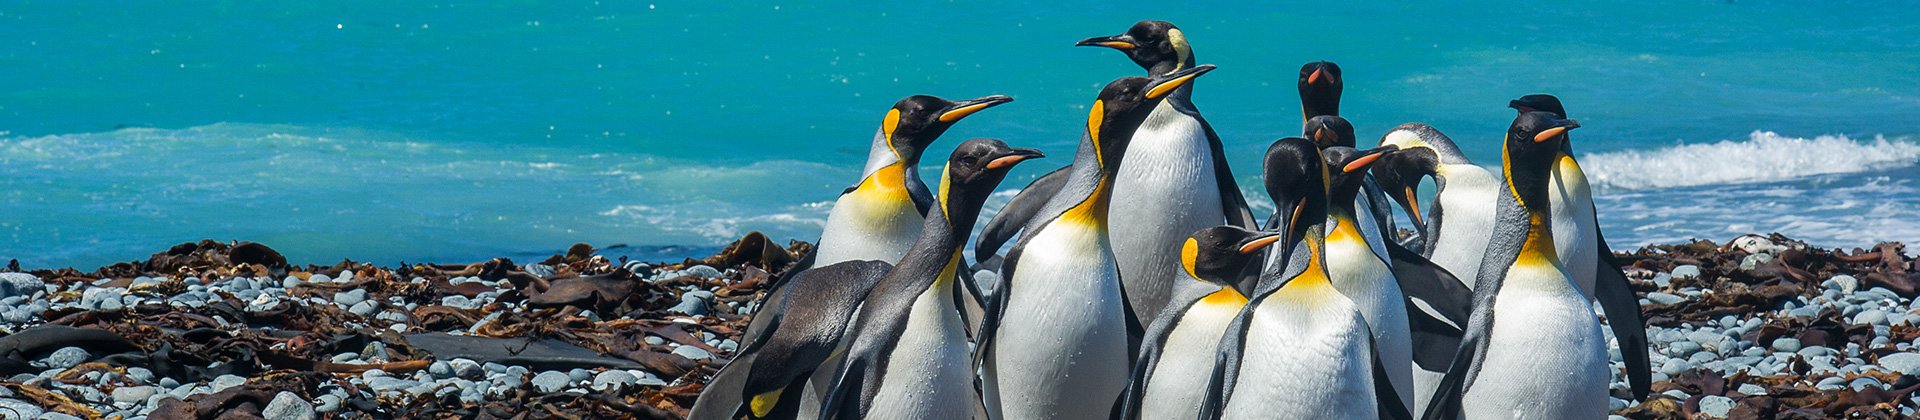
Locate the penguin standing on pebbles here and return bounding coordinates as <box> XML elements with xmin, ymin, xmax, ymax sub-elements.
<box><xmin>819</xmin><ymin>139</ymin><xmax>1042</xmax><ymax>420</ymax></box>
<box><xmin>1422</xmin><ymin>112</ymin><xmax>1609</xmax><ymax>420</ymax></box>
<box><xmin>1510</xmin><ymin>94</ymin><xmax>1652</xmax><ymax>401</ymax></box>
<box><xmin>975</xmin><ymin>20</ymin><xmax>1255</xmax><ymax>322</ymax></box>
<box><xmin>979</xmin><ymin>65</ymin><xmax>1217</xmax><ymax>420</ymax></box>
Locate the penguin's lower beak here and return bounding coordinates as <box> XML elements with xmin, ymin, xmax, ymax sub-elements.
<box><xmin>1146</xmin><ymin>64</ymin><xmax>1216</xmax><ymax>99</ymax></box>
<box><xmin>1400</xmin><ymin>186</ymin><xmax>1426</xmax><ymax>227</ymax></box>
<box><xmin>1342</xmin><ymin>145</ymin><xmax>1398</xmax><ymax>173</ymax></box>
<box><xmin>939</xmin><ymin>95</ymin><xmax>1014</xmax><ymax>123</ymax></box>
<box><xmin>987</xmin><ymin>148</ymin><xmax>1045</xmax><ymax>170</ymax></box>
<box><xmin>1237</xmin><ymin>232</ymin><xmax>1283</xmax><ymax>255</ymax></box>
<box><xmin>1076</xmin><ymin>35</ymin><xmax>1136</xmax><ymax>50</ymax></box>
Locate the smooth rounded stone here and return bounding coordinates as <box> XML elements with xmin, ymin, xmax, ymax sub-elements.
<box><xmin>524</xmin><ymin>264</ymin><xmax>556</xmax><ymax>278</ymax></box>
<box><xmin>1815</xmin><ymin>376</ymin><xmax>1847</xmax><ymax>390</ymax></box>
<box><xmin>366</xmin><ymin>376</ymin><xmax>417</xmax><ymax>393</ymax></box>
<box><xmin>1651</xmin><ymin>273</ymin><xmax>1673</xmax><ymax>288</ymax></box>
<box><xmin>1661</xmin><ymin>389</ymin><xmax>1690</xmax><ymax>400</ymax></box>
<box><xmin>1738</xmin><ymin>253</ymin><xmax>1772</xmax><ymax>271</ymax></box>
<box><xmin>566</xmin><ymin>369</ymin><xmax>593</xmax><ymax>383</ymax></box>
<box><xmin>461</xmin><ymin>387</ymin><xmax>487</xmax><ymax>404</ymax></box>
<box><xmin>1854</xmin><ymin>309</ymin><xmax>1889</xmax><ymax>326</ymax></box>
<box><xmin>158</xmin><ymin>377</ymin><xmax>179</xmax><ymax>388</ymax></box>
<box><xmin>591</xmin><ymin>370</ymin><xmax>639</xmax><ymax>391</ymax></box>
<box><xmin>672</xmin><ymin>345</ymin><xmax>713</xmax><ymax>360</ymax></box>
<box><xmin>112</xmin><ymin>386</ymin><xmax>159</xmax><ymax>405</ymax></box>
<box><xmin>261</xmin><ymin>391</ymin><xmax>316</xmax><ymax>420</ymax></box>
<box><xmin>329</xmin><ymin>352</ymin><xmax>360</xmax><ymax>364</ymax></box>
<box><xmin>506</xmin><ymin>366</ymin><xmax>530</xmax><ymax>379</ymax></box>
<box><xmin>1797</xmin><ymin>346</ymin><xmax>1834</xmax><ymax>358</ymax></box>
<box><xmin>1668</xmin><ymin>341</ymin><xmax>1703</xmax><ymax>357</ymax></box>
<box><xmin>2</xmin><ymin>308</ymin><xmax>35</xmax><ymax>323</ymax></box>
<box><xmin>314</xmin><ymin>394</ymin><xmax>343</xmax><ymax>413</ymax></box>
<box><xmin>1649</xmin><ymin>372</ymin><xmax>1670</xmax><ymax>382</ymax></box>
<box><xmin>333</xmin><ymin>289</ymin><xmax>368</xmax><ymax>307</ymax></box>
<box><xmin>1829</xmin><ymin>275</ymin><xmax>1860</xmax><ymax>294</ymax></box>
<box><xmin>210</xmin><ymin>374</ymin><xmax>246</xmax><ymax>392</ymax></box>
<box><xmin>532</xmin><ymin>371</ymin><xmax>572</xmax><ymax>393</ymax></box>
<box><xmin>1772</xmin><ymin>337</ymin><xmax>1803</xmax><ymax>352</ymax></box>
<box><xmin>374</xmin><ymin>310</ymin><xmax>408</xmax><ymax>323</ymax></box>
<box><xmin>635</xmin><ymin>371</ymin><xmax>667</xmax><ymax>386</ymax></box>
<box><xmin>345</xmin><ymin>300</ymin><xmax>377</xmax><ymax>317</ymax></box>
<box><xmin>1688</xmin><ymin>352</ymin><xmax>1719</xmax><ymax>364</ymax></box>
<box><xmin>682</xmin><ymin>265</ymin><xmax>722</xmax><ymax>279</ymax></box>
<box><xmin>1737</xmin><ymin>383</ymin><xmax>1767</xmax><ymax>395</ymax></box>
<box><xmin>448</xmin><ymin>359</ymin><xmax>483</xmax><ymax>380</ymax></box>
<box><xmin>37</xmin><ymin>346</ymin><xmax>90</xmax><ymax>369</ymax></box>
<box><xmin>668</xmin><ymin>294</ymin><xmax>710</xmax><ymax>316</ymax></box>
<box><xmin>643</xmin><ymin>336</ymin><xmax>665</xmax><ymax>346</ymax></box>
<box><xmin>1849</xmin><ymin>377</ymin><xmax>1884</xmax><ymax>391</ymax></box>
<box><xmin>1646</xmin><ymin>292</ymin><xmax>1686</xmax><ymax>305</ymax></box>
<box><xmin>1652</xmin><ymin>328</ymin><xmax>1683</xmax><ymax>344</ymax></box>
<box><xmin>1671</xmin><ymin>265</ymin><xmax>1702</xmax><ymax>279</ymax></box>
<box><xmin>717</xmin><ymin>339</ymin><xmax>739</xmax><ymax>352</ymax></box>
<box><xmin>1878</xmin><ymin>352</ymin><xmax>1920</xmax><ymax>374</ymax></box>
<box><xmin>440</xmin><ymin>295</ymin><xmax>477</xmax><ymax>309</ymax></box>
<box><xmin>0</xmin><ymin>398</ymin><xmax>45</xmax><ymax>418</ymax></box>
<box><xmin>0</xmin><ymin>273</ymin><xmax>44</xmax><ymax>299</ymax></box>
<box><xmin>1698</xmin><ymin>395</ymin><xmax>1735</xmax><ymax>418</ymax></box>
<box><xmin>428</xmin><ymin>361</ymin><xmax>453</xmax><ymax>378</ymax></box>
<box><xmin>1787</xmin><ymin>306</ymin><xmax>1820</xmax><ymax>318</ymax></box>
<box><xmin>1687</xmin><ymin>330</ymin><xmax>1722</xmax><ymax>347</ymax></box>
<box><xmin>1659</xmin><ymin>359</ymin><xmax>1692</xmax><ymax>376</ymax></box>
<box><xmin>482</xmin><ymin>362</ymin><xmax>509</xmax><ymax>375</ymax></box>
<box><xmin>40</xmin><ymin>412</ymin><xmax>82</xmax><ymax>420</ymax></box>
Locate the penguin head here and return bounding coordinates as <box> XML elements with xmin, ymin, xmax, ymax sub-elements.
<box><xmin>1503</xmin><ymin>112</ymin><xmax>1580</xmax><ymax>214</ymax></box>
<box><xmin>937</xmin><ymin>138</ymin><xmax>1043</xmax><ymax>222</ymax></box>
<box><xmin>1297</xmin><ymin>61</ymin><xmax>1343</xmax><ymax>120</ymax></box>
<box><xmin>1322</xmin><ymin>145</ymin><xmax>1397</xmax><ymax>210</ymax></box>
<box><xmin>1076</xmin><ymin>20</ymin><xmax>1195</xmax><ymax>76</ymax></box>
<box><xmin>1304</xmin><ymin>115</ymin><xmax>1356</xmax><ymax>149</ymax></box>
<box><xmin>881</xmin><ymin>94</ymin><xmax>1014</xmax><ymax>164</ymax></box>
<box><xmin>1181</xmin><ymin>225</ymin><xmax>1280</xmax><ymax>286</ymax></box>
<box><xmin>1087</xmin><ymin>64</ymin><xmax>1216</xmax><ymax>170</ymax></box>
<box><xmin>1262</xmin><ymin>137</ymin><xmax>1331</xmax><ymax>252</ymax></box>
<box><xmin>1372</xmin><ymin>128</ymin><xmax>1448</xmax><ymax>230</ymax></box>
<box><xmin>1508</xmin><ymin>94</ymin><xmax>1567</xmax><ymax>118</ymax></box>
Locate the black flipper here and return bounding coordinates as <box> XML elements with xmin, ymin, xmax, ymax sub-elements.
<box><xmin>686</xmin><ymin>351</ymin><xmax>755</xmax><ymax>420</ymax></box>
<box><xmin>1363</xmin><ymin>175</ymin><xmax>1398</xmax><ymax>237</ymax></box>
<box><xmin>972</xmin><ymin>165</ymin><xmax>1070</xmax><ymax>266</ymax></box>
<box><xmin>819</xmin><ymin>355</ymin><xmax>868</xmax><ymax>420</ymax></box>
<box><xmin>1406</xmin><ymin>299</ymin><xmax>1465</xmax><ymax>372</ymax></box>
<box><xmin>1194</xmin><ymin>111</ymin><xmax>1258</xmax><ymax>230</ymax></box>
<box><xmin>954</xmin><ymin>267</ymin><xmax>987</xmax><ymax>340</ymax></box>
<box><xmin>1371</xmin><ymin>334</ymin><xmax>1416</xmax><ymax>420</ymax></box>
<box><xmin>1386</xmin><ymin>241</ymin><xmax>1472</xmax><ymax>328</ymax></box>
<box><xmin>1419</xmin><ymin>333</ymin><xmax>1479</xmax><ymax>420</ymax></box>
<box><xmin>1594</xmin><ymin>232</ymin><xmax>1651</xmax><ymax>400</ymax></box>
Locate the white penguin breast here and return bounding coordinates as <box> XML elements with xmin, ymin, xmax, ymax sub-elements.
<box><xmin>1323</xmin><ymin>232</ymin><xmax>1413</xmax><ymax>407</ymax></box>
<box><xmin>1110</xmin><ymin>102</ymin><xmax>1225</xmax><ymax>318</ymax></box>
<box><xmin>868</xmin><ymin>282</ymin><xmax>972</xmax><ymax>419</ymax></box>
<box><xmin>1429</xmin><ymin>165</ymin><xmax>1502</xmax><ymax>288</ymax></box>
<box><xmin>814</xmin><ymin>191</ymin><xmax>921</xmax><ymax>265</ymax></box>
<box><xmin>1548</xmin><ymin>158</ymin><xmax>1599</xmax><ymax>299</ymax></box>
<box><xmin>1223</xmin><ymin>293</ymin><xmax>1376</xmax><ymax>419</ymax></box>
<box><xmin>1139</xmin><ymin>299</ymin><xmax>1241</xmax><ymax>419</ymax></box>
<box><xmin>986</xmin><ymin>222</ymin><xmax>1130</xmax><ymax>420</ymax></box>
<box><xmin>1469</xmin><ymin>263</ymin><xmax>1610</xmax><ymax>419</ymax></box>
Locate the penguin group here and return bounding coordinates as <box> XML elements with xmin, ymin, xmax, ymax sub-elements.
<box><xmin>689</xmin><ymin>19</ymin><xmax>1651</xmax><ymax>420</ymax></box>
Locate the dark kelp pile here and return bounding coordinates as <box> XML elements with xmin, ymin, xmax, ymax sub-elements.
<box><xmin>0</xmin><ymin>232</ymin><xmax>1915</xmax><ymax>419</ymax></box>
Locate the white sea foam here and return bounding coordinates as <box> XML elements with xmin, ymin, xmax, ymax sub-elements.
<box><xmin>1582</xmin><ymin>131</ymin><xmax>1920</xmax><ymax>191</ymax></box>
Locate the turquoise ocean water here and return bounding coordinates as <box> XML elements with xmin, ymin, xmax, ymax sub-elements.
<box><xmin>3</xmin><ymin>2</ymin><xmax>1918</xmax><ymax>268</ymax></box>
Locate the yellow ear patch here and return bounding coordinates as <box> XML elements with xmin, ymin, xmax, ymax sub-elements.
<box><xmin>936</xmin><ymin>162</ymin><xmax>953</xmax><ymax>219</ymax></box>
<box><xmin>1168</xmin><ymin>28</ymin><xmax>1190</xmax><ymax>71</ymax></box>
<box><xmin>750</xmin><ymin>388</ymin><xmax>785</xmax><ymax>418</ymax></box>
<box><xmin>882</xmin><ymin>108</ymin><xmax>904</xmax><ymax>159</ymax></box>
<box><xmin>1181</xmin><ymin>237</ymin><xmax>1201</xmax><ymax>280</ymax></box>
<box><xmin>1087</xmin><ymin>100</ymin><xmax>1105</xmax><ymax>166</ymax></box>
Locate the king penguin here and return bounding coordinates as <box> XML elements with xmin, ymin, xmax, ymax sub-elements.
<box><xmin>1315</xmin><ymin>143</ymin><xmax>1419</xmax><ymax>411</ymax></box>
<box><xmin>1203</xmin><ymin>137</ymin><xmax>1410</xmax><ymax>420</ymax></box>
<box><xmin>691</xmin><ymin>94</ymin><xmax>1009</xmax><ymax>420</ymax></box>
<box><xmin>1510</xmin><ymin>94</ymin><xmax>1652</xmax><ymax>401</ymax></box>
<box><xmin>1304</xmin><ymin>113</ymin><xmax>1398</xmax><ymax>238</ymax></box>
<box><xmin>1422</xmin><ymin>112</ymin><xmax>1609</xmax><ymax>420</ymax></box>
<box><xmin>818</xmin><ymin>139</ymin><xmax>1042</xmax><ymax>420</ymax></box>
<box><xmin>1117</xmin><ymin>225</ymin><xmax>1272</xmax><ymax>420</ymax></box>
<box><xmin>978</xmin><ymin>64</ymin><xmax>1216</xmax><ymax>420</ymax></box>
<box><xmin>1299</xmin><ymin>61</ymin><xmax>1342</xmax><ymax>123</ymax></box>
<box><xmin>973</xmin><ymin>20</ymin><xmax>1256</xmax><ymax>321</ymax></box>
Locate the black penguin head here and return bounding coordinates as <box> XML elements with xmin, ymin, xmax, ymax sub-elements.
<box><xmin>882</xmin><ymin>94</ymin><xmax>1014</xmax><ymax>163</ymax></box>
<box><xmin>1322</xmin><ymin>145</ymin><xmax>1397</xmax><ymax>210</ymax></box>
<box><xmin>1371</xmin><ymin>144</ymin><xmax>1439</xmax><ymax>231</ymax></box>
<box><xmin>938</xmin><ymin>138</ymin><xmax>1043</xmax><ymax>223</ymax></box>
<box><xmin>1263</xmin><ymin>137</ymin><xmax>1331</xmax><ymax>251</ymax></box>
<box><xmin>1304</xmin><ymin>115</ymin><xmax>1356</xmax><ymax>149</ymax></box>
<box><xmin>1077</xmin><ymin>20</ymin><xmax>1195</xmax><ymax>76</ymax></box>
<box><xmin>1504</xmin><ymin>112</ymin><xmax>1580</xmax><ymax>214</ymax></box>
<box><xmin>1508</xmin><ymin>94</ymin><xmax>1566</xmax><ymax>118</ymax></box>
<box><xmin>1181</xmin><ymin>225</ymin><xmax>1279</xmax><ymax>286</ymax></box>
<box><xmin>1297</xmin><ymin>61</ymin><xmax>1343</xmax><ymax>120</ymax></box>
<box><xmin>1088</xmin><ymin>64</ymin><xmax>1216</xmax><ymax>169</ymax></box>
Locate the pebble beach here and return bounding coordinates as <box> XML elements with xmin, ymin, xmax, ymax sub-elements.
<box><xmin>0</xmin><ymin>232</ymin><xmax>1913</xmax><ymax>419</ymax></box>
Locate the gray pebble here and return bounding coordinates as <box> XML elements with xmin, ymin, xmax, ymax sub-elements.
<box><xmin>1850</xmin><ymin>377</ymin><xmax>1884</xmax><ymax>391</ymax></box>
<box><xmin>533</xmin><ymin>371</ymin><xmax>572</xmax><ymax>393</ymax></box>
<box><xmin>673</xmin><ymin>346</ymin><xmax>713</xmax><ymax>360</ymax></box>
<box><xmin>0</xmin><ymin>273</ymin><xmax>44</xmax><ymax>299</ymax></box>
<box><xmin>1645</xmin><ymin>292</ymin><xmax>1685</xmax><ymax>305</ymax></box>
<box><xmin>1771</xmin><ymin>337</ymin><xmax>1803</xmax><ymax>352</ymax></box>
<box><xmin>592</xmin><ymin>370</ymin><xmax>639</xmax><ymax>391</ymax></box>
<box><xmin>1878</xmin><ymin>352</ymin><xmax>1920</xmax><ymax>374</ymax></box>
<box><xmin>1797</xmin><ymin>346</ymin><xmax>1834</xmax><ymax>358</ymax></box>
<box><xmin>0</xmin><ymin>398</ymin><xmax>45</xmax><ymax>418</ymax></box>
<box><xmin>441</xmin><ymin>295</ymin><xmax>476</xmax><ymax>309</ymax></box>
<box><xmin>112</xmin><ymin>386</ymin><xmax>159</xmax><ymax>405</ymax></box>
<box><xmin>1698</xmin><ymin>395</ymin><xmax>1735</xmax><ymax>418</ymax></box>
<box><xmin>1668</xmin><ymin>341</ymin><xmax>1702</xmax><ymax>357</ymax></box>
<box><xmin>569</xmin><ymin>369</ymin><xmax>593</xmax><ymax>383</ymax></box>
<box><xmin>262</xmin><ymin>391</ymin><xmax>316</xmax><ymax>420</ymax></box>
<box><xmin>482</xmin><ymin>362</ymin><xmax>509</xmax><ymax>375</ymax></box>
<box><xmin>38</xmin><ymin>347</ymin><xmax>89</xmax><ymax>369</ymax></box>
<box><xmin>1737</xmin><ymin>383</ymin><xmax>1767</xmax><ymax>395</ymax></box>
<box><xmin>682</xmin><ymin>265</ymin><xmax>722</xmax><ymax>278</ymax></box>
<box><xmin>449</xmin><ymin>359</ymin><xmax>483</xmax><ymax>379</ymax></box>
<box><xmin>315</xmin><ymin>394</ymin><xmax>342</xmax><ymax>413</ymax></box>
<box><xmin>40</xmin><ymin>412</ymin><xmax>83</xmax><ymax>420</ymax></box>
<box><xmin>1670</xmin><ymin>265</ymin><xmax>1701</xmax><ymax>279</ymax></box>
<box><xmin>1659</xmin><ymin>359</ymin><xmax>1691</xmax><ymax>376</ymax></box>
<box><xmin>1815</xmin><ymin>376</ymin><xmax>1847</xmax><ymax>390</ymax></box>
<box><xmin>366</xmin><ymin>376</ymin><xmax>417</xmax><ymax>393</ymax></box>
<box><xmin>1854</xmin><ymin>309</ymin><xmax>1888</xmax><ymax>326</ymax></box>
<box><xmin>668</xmin><ymin>294</ymin><xmax>710</xmax><ymax>316</ymax></box>
<box><xmin>1660</xmin><ymin>389</ymin><xmax>1690</xmax><ymax>400</ymax></box>
<box><xmin>334</xmin><ymin>289</ymin><xmax>367</xmax><ymax>307</ymax></box>
<box><xmin>210</xmin><ymin>374</ymin><xmax>246</xmax><ymax>392</ymax></box>
<box><xmin>644</xmin><ymin>336</ymin><xmax>665</xmax><ymax>346</ymax></box>
<box><xmin>429</xmin><ymin>361</ymin><xmax>453</xmax><ymax>378</ymax></box>
<box><xmin>1831</xmin><ymin>275</ymin><xmax>1859</xmax><ymax>293</ymax></box>
<box><xmin>349</xmin><ymin>301</ymin><xmax>377</xmax><ymax>317</ymax></box>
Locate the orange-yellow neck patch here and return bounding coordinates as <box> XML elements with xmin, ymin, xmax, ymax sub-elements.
<box><xmin>1199</xmin><ymin>286</ymin><xmax>1247</xmax><ymax>307</ymax></box>
<box><xmin>1180</xmin><ymin>238</ymin><xmax>1201</xmax><ymax>280</ymax></box>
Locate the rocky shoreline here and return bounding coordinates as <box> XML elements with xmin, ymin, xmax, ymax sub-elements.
<box><xmin>0</xmin><ymin>232</ymin><xmax>1914</xmax><ymax>419</ymax></box>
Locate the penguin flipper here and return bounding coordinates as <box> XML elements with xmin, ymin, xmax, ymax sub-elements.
<box><xmin>735</xmin><ymin>248</ymin><xmax>819</xmax><ymax>348</ymax></box>
<box><xmin>1406</xmin><ymin>299</ymin><xmax>1465</xmax><ymax>373</ymax></box>
<box><xmin>1363</xmin><ymin>176</ymin><xmax>1398</xmax><ymax>236</ymax></box>
<box><xmin>687</xmin><ymin>350</ymin><xmax>756</xmax><ymax>420</ymax></box>
<box><xmin>954</xmin><ymin>265</ymin><xmax>987</xmax><ymax>340</ymax></box>
<box><xmin>1200</xmin><ymin>295</ymin><xmax>1264</xmax><ymax>420</ymax></box>
<box><xmin>1198</xmin><ymin>117</ymin><xmax>1258</xmax><ymax>229</ymax></box>
<box><xmin>1419</xmin><ymin>332</ymin><xmax>1479</xmax><ymax>420</ymax></box>
<box><xmin>1385</xmin><ymin>241</ymin><xmax>1472</xmax><ymax>327</ymax></box>
<box><xmin>1369</xmin><ymin>334</ymin><xmax>1416</xmax><ymax>420</ymax></box>
<box><xmin>1593</xmin><ymin>235</ymin><xmax>1651</xmax><ymax>400</ymax></box>
<box><xmin>818</xmin><ymin>355</ymin><xmax>868</xmax><ymax>420</ymax></box>
<box><xmin>1117</xmin><ymin>299</ymin><xmax>1195</xmax><ymax>420</ymax></box>
<box><xmin>972</xmin><ymin>165</ymin><xmax>1071</xmax><ymax>265</ymax></box>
